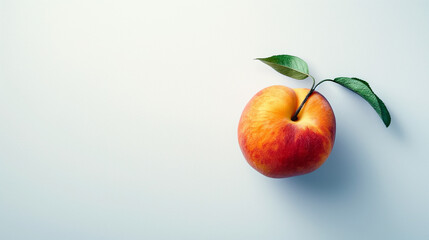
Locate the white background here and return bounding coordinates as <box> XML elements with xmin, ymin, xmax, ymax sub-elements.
<box><xmin>1</xmin><ymin>0</ymin><xmax>429</xmax><ymax>239</ymax></box>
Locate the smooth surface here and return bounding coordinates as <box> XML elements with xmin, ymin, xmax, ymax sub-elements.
<box><xmin>238</xmin><ymin>86</ymin><xmax>336</xmax><ymax>178</ymax></box>
<box><xmin>1</xmin><ymin>0</ymin><xmax>428</xmax><ymax>239</ymax></box>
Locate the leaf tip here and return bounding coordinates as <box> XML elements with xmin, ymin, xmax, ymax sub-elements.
<box><xmin>384</xmin><ymin>117</ymin><xmax>391</xmax><ymax>128</ymax></box>
<box><xmin>255</xmin><ymin>57</ymin><xmax>267</xmax><ymax>62</ymax></box>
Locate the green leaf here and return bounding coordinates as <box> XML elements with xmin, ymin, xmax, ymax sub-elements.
<box><xmin>333</xmin><ymin>77</ymin><xmax>391</xmax><ymax>127</ymax></box>
<box><xmin>256</xmin><ymin>55</ymin><xmax>309</xmax><ymax>80</ymax></box>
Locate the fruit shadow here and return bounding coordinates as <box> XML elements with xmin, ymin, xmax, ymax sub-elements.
<box><xmin>268</xmin><ymin>128</ymin><xmax>401</xmax><ymax>237</ymax></box>
<box><xmin>275</xmin><ymin>131</ymin><xmax>361</xmax><ymax>197</ymax></box>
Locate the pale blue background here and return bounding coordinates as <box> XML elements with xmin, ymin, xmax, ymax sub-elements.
<box><xmin>1</xmin><ymin>0</ymin><xmax>428</xmax><ymax>239</ymax></box>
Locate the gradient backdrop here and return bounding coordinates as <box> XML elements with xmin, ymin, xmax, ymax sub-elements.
<box><xmin>1</xmin><ymin>0</ymin><xmax>429</xmax><ymax>239</ymax></box>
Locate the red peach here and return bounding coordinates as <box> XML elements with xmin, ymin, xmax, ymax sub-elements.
<box><xmin>238</xmin><ymin>85</ymin><xmax>336</xmax><ymax>178</ymax></box>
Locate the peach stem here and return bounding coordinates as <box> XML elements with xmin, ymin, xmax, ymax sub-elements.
<box><xmin>290</xmin><ymin>78</ymin><xmax>333</xmax><ymax>121</ymax></box>
<box><xmin>291</xmin><ymin>88</ymin><xmax>314</xmax><ymax>121</ymax></box>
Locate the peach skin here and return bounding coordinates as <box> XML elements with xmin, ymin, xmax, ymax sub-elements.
<box><xmin>238</xmin><ymin>85</ymin><xmax>336</xmax><ymax>178</ymax></box>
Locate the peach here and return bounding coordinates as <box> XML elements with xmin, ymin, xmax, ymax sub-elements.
<box><xmin>238</xmin><ymin>85</ymin><xmax>336</xmax><ymax>178</ymax></box>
